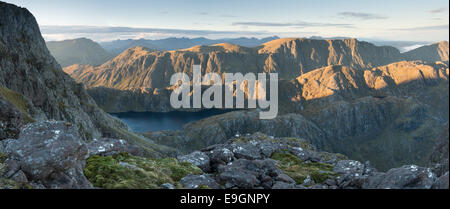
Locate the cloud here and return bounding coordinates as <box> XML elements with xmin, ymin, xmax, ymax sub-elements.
<box><xmin>39</xmin><ymin>25</ymin><xmax>275</xmax><ymax>42</ymax></box>
<box><xmin>220</xmin><ymin>14</ymin><xmax>238</xmax><ymax>18</ymax></box>
<box><xmin>41</xmin><ymin>25</ymin><xmax>253</xmax><ymax>36</ymax></box>
<box><xmin>392</xmin><ymin>24</ymin><xmax>449</xmax><ymax>31</ymax></box>
<box><xmin>338</xmin><ymin>12</ymin><xmax>388</xmax><ymax>20</ymax></box>
<box><xmin>232</xmin><ymin>21</ymin><xmax>354</xmax><ymax>28</ymax></box>
<box><xmin>430</xmin><ymin>7</ymin><xmax>448</xmax><ymax>13</ymax></box>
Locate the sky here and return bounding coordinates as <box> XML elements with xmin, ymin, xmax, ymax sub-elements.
<box><xmin>5</xmin><ymin>0</ymin><xmax>449</xmax><ymax>42</ymax></box>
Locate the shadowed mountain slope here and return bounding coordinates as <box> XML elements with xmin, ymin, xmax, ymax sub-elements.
<box><xmin>0</xmin><ymin>2</ymin><xmax>174</xmax><ymax>157</ymax></box>
<box><xmin>47</xmin><ymin>38</ymin><xmax>113</xmax><ymax>67</ymax></box>
<box><xmin>404</xmin><ymin>41</ymin><xmax>449</xmax><ymax>62</ymax></box>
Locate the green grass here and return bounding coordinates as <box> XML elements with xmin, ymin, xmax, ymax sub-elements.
<box><xmin>0</xmin><ymin>86</ymin><xmax>35</xmax><ymax>124</ymax></box>
<box><xmin>84</xmin><ymin>153</ymin><xmax>202</xmax><ymax>189</ymax></box>
<box><xmin>271</xmin><ymin>152</ymin><xmax>336</xmax><ymax>184</ymax></box>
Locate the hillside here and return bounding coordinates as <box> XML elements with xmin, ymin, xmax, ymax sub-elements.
<box><xmin>137</xmin><ymin>61</ymin><xmax>449</xmax><ymax>170</ymax></box>
<box><xmin>0</xmin><ymin>2</ymin><xmax>172</xmax><ymax>157</ymax></box>
<box><xmin>403</xmin><ymin>41</ymin><xmax>449</xmax><ymax>62</ymax></box>
<box><xmin>46</xmin><ymin>38</ymin><xmax>112</xmax><ymax>67</ymax></box>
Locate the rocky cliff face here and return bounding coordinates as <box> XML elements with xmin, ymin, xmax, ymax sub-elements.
<box><xmin>46</xmin><ymin>38</ymin><xmax>113</xmax><ymax>67</ymax></box>
<box><xmin>0</xmin><ymin>2</ymin><xmax>173</xmax><ymax>157</ymax></box>
<box><xmin>428</xmin><ymin>124</ymin><xmax>449</xmax><ymax>177</ymax></box>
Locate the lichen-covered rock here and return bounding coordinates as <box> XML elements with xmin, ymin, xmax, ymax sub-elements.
<box><xmin>272</xmin><ymin>181</ymin><xmax>296</xmax><ymax>189</ymax></box>
<box><xmin>432</xmin><ymin>172</ymin><xmax>449</xmax><ymax>189</ymax></box>
<box><xmin>217</xmin><ymin>159</ymin><xmax>281</xmax><ymax>189</ymax></box>
<box><xmin>1</xmin><ymin>121</ymin><xmax>92</xmax><ymax>188</ymax></box>
<box><xmin>333</xmin><ymin>160</ymin><xmax>365</xmax><ymax>176</ymax></box>
<box><xmin>87</xmin><ymin>137</ymin><xmax>143</xmax><ymax>157</ymax></box>
<box><xmin>363</xmin><ymin>165</ymin><xmax>436</xmax><ymax>189</ymax></box>
<box><xmin>181</xmin><ymin>174</ymin><xmax>220</xmax><ymax>189</ymax></box>
<box><xmin>207</xmin><ymin>147</ymin><xmax>235</xmax><ymax>169</ymax></box>
<box><xmin>160</xmin><ymin>183</ymin><xmax>176</xmax><ymax>189</ymax></box>
<box><xmin>177</xmin><ymin>151</ymin><xmax>211</xmax><ymax>172</ymax></box>
<box><xmin>181</xmin><ymin>133</ymin><xmax>346</xmax><ymax>189</ymax></box>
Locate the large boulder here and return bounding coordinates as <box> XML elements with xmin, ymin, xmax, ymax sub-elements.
<box><xmin>87</xmin><ymin>137</ymin><xmax>143</xmax><ymax>157</ymax></box>
<box><xmin>1</xmin><ymin>121</ymin><xmax>93</xmax><ymax>189</ymax></box>
<box><xmin>363</xmin><ymin>165</ymin><xmax>436</xmax><ymax>189</ymax></box>
<box><xmin>432</xmin><ymin>172</ymin><xmax>449</xmax><ymax>189</ymax></box>
<box><xmin>177</xmin><ymin>151</ymin><xmax>211</xmax><ymax>172</ymax></box>
<box><xmin>180</xmin><ymin>174</ymin><xmax>220</xmax><ymax>189</ymax></box>
<box><xmin>0</xmin><ymin>95</ymin><xmax>23</xmax><ymax>140</ymax></box>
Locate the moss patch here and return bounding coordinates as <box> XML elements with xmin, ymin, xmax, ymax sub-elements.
<box><xmin>84</xmin><ymin>153</ymin><xmax>202</xmax><ymax>189</ymax></box>
<box><xmin>0</xmin><ymin>153</ymin><xmax>7</xmax><ymax>164</ymax></box>
<box><xmin>0</xmin><ymin>86</ymin><xmax>35</xmax><ymax>124</ymax></box>
<box><xmin>271</xmin><ymin>152</ymin><xmax>336</xmax><ymax>184</ymax></box>
<box><xmin>0</xmin><ymin>178</ymin><xmax>31</xmax><ymax>189</ymax></box>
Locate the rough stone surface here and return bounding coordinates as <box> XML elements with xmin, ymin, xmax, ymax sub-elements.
<box><xmin>87</xmin><ymin>137</ymin><xmax>143</xmax><ymax>157</ymax></box>
<box><xmin>363</xmin><ymin>165</ymin><xmax>436</xmax><ymax>189</ymax></box>
<box><xmin>0</xmin><ymin>95</ymin><xmax>23</xmax><ymax>140</ymax></box>
<box><xmin>181</xmin><ymin>174</ymin><xmax>220</xmax><ymax>189</ymax></box>
<box><xmin>1</xmin><ymin>121</ymin><xmax>93</xmax><ymax>189</ymax></box>
<box><xmin>432</xmin><ymin>172</ymin><xmax>449</xmax><ymax>189</ymax></box>
<box><xmin>177</xmin><ymin>151</ymin><xmax>211</xmax><ymax>172</ymax></box>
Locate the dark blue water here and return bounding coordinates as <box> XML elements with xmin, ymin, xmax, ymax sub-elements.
<box><xmin>111</xmin><ymin>109</ymin><xmax>231</xmax><ymax>133</ymax></box>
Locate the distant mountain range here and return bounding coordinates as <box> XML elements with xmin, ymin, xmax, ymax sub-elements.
<box><xmin>46</xmin><ymin>36</ymin><xmax>439</xmax><ymax>69</ymax></box>
<box><xmin>65</xmin><ymin>38</ymin><xmax>405</xmax><ymax>90</ymax></box>
<box><xmin>64</xmin><ymin>38</ymin><xmax>449</xmax><ymax>91</ymax></box>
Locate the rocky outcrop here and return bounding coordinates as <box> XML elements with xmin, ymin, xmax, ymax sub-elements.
<box><xmin>0</xmin><ymin>121</ymin><xmax>92</xmax><ymax>189</ymax></box>
<box><xmin>0</xmin><ymin>120</ymin><xmax>147</xmax><ymax>189</ymax></box>
<box><xmin>428</xmin><ymin>124</ymin><xmax>449</xmax><ymax>177</ymax></box>
<box><xmin>47</xmin><ymin>38</ymin><xmax>112</xmax><ymax>67</ymax></box>
<box><xmin>176</xmin><ymin>133</ymin><xmax>445</xmax><ymax>189</ymax></box>
<box><xmin>144</xmin><ymin>111</ymin><xmax>327</xmax><ymax>153</ymax></box>
<box><xmin>0</xmin><ymin>95</ymin><xmax>22</xmax><ymax>140</ymax></box>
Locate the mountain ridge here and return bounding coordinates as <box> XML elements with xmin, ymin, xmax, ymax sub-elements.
<box><xmin>99</xmin><ymin>36</ymin><xmax>281</xmax><ymax>55</ymax></box>
<box><xmin>65</xmin><ymin>38</ymin><xmax>412</xmax><ymax>91</ymax></box>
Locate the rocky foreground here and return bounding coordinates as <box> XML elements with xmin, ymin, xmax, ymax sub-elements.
<box><xmin>1</xmin><ymin>123</ymin><xmax>448</xmax><ymax>189</ymax></box>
